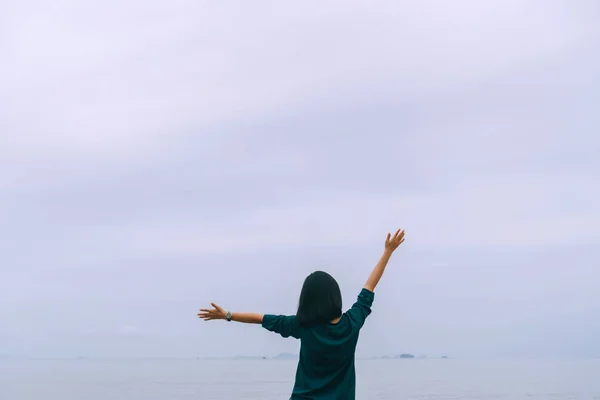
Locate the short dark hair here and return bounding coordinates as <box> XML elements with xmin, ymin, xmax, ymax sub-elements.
<box><xmin>296</xmin><ymin>271</ymin><xmax>342</xmax><ymax>328</ymax></box>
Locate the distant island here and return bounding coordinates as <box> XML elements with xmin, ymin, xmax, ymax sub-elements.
<box><xmin>229</xmin><ymin>353</ymin><xmax>297</xmax><ymax>360</ymax></box>
<box><xmin>361</xmin><ymin>354</ymin><xmax>416</xmax><ymax>359</ymax></box>
<box><xmin>271</xmin><ymin>352</ymin><xmax>298</xmax><ymax>360</ymax></box>
<box><xmin>205</xmin><ymin>352</ymin><xmax>449</xmax><ymax>361</ymax></box>
<box><xmin>233</xmin><ymin>355</ymin><xmax>267</xmax><ymax>360</ymax></box>
<box><xmin>369</xmin><ymin>354</ymin><xmax>450</xmax><ymax>360</ymax></box>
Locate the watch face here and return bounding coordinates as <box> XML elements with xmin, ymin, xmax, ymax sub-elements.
<box><xmin>226</xmin><ymin>312</ymin><xmax>232</xmax><ymax>321</ymax></box>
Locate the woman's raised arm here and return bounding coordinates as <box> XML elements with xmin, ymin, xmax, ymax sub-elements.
<box><xmin>363</xmin><ymin>229</ymin><xmax>405</xmax><ymax>292</ymax></box>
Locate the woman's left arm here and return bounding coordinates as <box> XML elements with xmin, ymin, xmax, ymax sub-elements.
<box><xmin>230</xmin><ymin>312</ymin><xmax>263</xmax><ymax>324</ymax></box>
<box><xmin>198</xmin><ymin>303</ymin><xmax>301</xmax><ymax>338</ymax></box>
<box><xmin>198</xmin><ymin>303</ymin><xmax>263</xmax><ymax>324</ymax></box>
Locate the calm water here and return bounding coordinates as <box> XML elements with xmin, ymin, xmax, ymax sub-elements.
<box><xmin>1</xmin><ymin>358</ymin><xmax>600</xmax><ymax>400</ymax></box>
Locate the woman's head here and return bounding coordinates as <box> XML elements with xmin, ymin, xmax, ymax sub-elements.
<box><xmin>296</xmin><ymin>271</ymin><xmax>342</xmax><ymax>327</ymax></box>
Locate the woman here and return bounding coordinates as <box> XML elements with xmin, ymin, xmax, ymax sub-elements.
<box><xmin>198</xmin><ymin>229</ymin><xmax>406</xmax><ymax>399</ymax></box>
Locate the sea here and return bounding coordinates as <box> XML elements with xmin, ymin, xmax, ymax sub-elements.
<box><xmin>1</xmin><ymin>358</ymin><xmax>599</xmax><ymax>400</ymax></box>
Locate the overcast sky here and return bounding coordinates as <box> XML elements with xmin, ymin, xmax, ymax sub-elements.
<box><xmin>1</xmin><ymin>0</ymin><xmax>599</xmax><ymax>359</ymax></box>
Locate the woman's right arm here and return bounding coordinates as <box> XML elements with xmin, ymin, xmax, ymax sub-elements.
<box><xmin>363</xmin><ymin>229</ymin><xmax>405</xmax><ymax>292</ymax></box>
<box><xmin>346</xmin><ymin>229</ymin><xmax>405</xmax><ymax>329</ymax></box>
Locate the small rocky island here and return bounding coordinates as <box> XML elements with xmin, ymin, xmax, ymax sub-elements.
<box><xmin>229</xmin><ymin>352</ymin><xmax>448</xmax><ymax>361</ymax></box>
<box><xmin>271</xmin><ymin>352</ymin><xmax>298</xmax><ymax>360</ymax></box>
<box><xmin>233</xmin><ymin>355</ymin><xmax>267</xmax><ymax>360</ymax></box>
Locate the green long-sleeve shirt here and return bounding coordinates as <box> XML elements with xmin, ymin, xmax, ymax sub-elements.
<box><xmin>262</xmin><ymin>288</ymin><xmax>375</xmax><ymax>400</ymax></box>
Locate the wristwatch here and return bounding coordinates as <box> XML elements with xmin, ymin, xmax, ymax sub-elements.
<box><xmin>225</xmin><ymin>311</ymin><xmax>232</xmax><ymax>322</ymax></box>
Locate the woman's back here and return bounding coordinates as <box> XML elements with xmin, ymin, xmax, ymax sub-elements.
<box><xmin>263</xmin><ymin>288</ymin><xmax>374</xmax><ymax>399</ymax></box>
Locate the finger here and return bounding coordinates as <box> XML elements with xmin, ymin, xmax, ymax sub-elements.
<box><xmin>394</xmin><ymin>229</ymin><xmax>401</xmax><ymax>238</ymax></box>
<box><xmin>386</xmin><ymin>233</ymin><xmax>391</xmax><ymax>242</ymax></box>
<box><xmin>398</xmin><ymin>230</ymin><xmax>405</xmax><ymax>239</ymax></box>
<box><xmin>199</xmin><ymin>309</ymin><xmax>213</xmax><ymax>312</ymax></box>
<box><xmin>211</xmin><ymin>303</ymin><xmax>225</xmax><ymax>313</ymax></box>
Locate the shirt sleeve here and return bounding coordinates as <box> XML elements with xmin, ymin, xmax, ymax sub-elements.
<box><xmin>262</xmin><ymin>314</ymin><xmax>302</xmax><ymax>339</ymax></box>
<box><xmin>345</xmin><ymin>288</ymin><xmax>375</xmax><ymax>330</ymax></box>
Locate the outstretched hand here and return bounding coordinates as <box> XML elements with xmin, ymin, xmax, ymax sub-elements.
<box><xmin>198</xmin><ymin>303</ymin><xmax>227</xmax><ymax>321</ymax></box>
<box><xmin>384</xmin><ymin>229</ymin><xmax>405</xmax><ymax>253</ymax></box>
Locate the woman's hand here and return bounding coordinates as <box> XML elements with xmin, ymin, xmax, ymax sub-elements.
<box><xmin>198</xmin><ymin>303</ymin><xmax>227</xmax><ymax>321</ymax></box>
<box><xmin>384</xmin><ymin>229</ymin><xmax>405</xmax><ymax>253</ymax></box>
